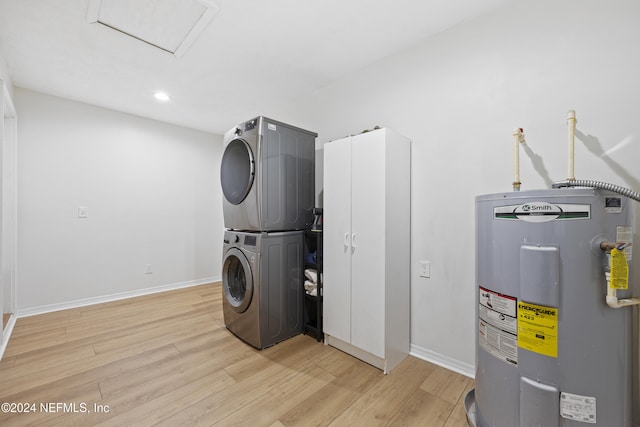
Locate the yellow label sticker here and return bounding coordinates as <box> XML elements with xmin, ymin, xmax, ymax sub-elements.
<box><xmin>517</xmin><ymin>301</ymin><xmax>558</xmax><ymax>358</ymax></box>
<box><xmin>610</xmin><ymin>248</ymin><xmax>629</xmax><ymax>290</ymax></box>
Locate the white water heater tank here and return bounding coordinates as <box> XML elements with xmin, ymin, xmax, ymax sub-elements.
<box><xmin>473</xmin><ymin>188</ymin><xmax>635</xmax><ymax>426</ymax></box>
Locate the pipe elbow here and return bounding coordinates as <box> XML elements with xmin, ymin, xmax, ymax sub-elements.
<box><xmin>606</xmin><ymin>295</ymin><xmax>640</xmax><ymax>309</ymax></box>
<box><xmin>606</xmin><ymin>295</ymin><xmax>622</xmax><ymax>308</ymax></box>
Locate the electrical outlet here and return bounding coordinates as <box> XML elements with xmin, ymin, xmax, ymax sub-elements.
<box><xmin>419</xmin><ymin>261</ymin><xmax>430</xmax><ymax>278</ymax></box>
<box><xmin>145</xmin><ymin>264</ymin><xmax>152</xmax><ymax>274</ymax></box>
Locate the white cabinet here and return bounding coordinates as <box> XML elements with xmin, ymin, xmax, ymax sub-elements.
<box><xmin>323</xmin><ymin>127</ymin><xmax>410</xmax><ymax>374</ymax></box>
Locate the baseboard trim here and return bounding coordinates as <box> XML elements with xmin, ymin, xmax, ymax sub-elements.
<box><xmin>15</xmin><ymin>276</ymin><xmax>221</xmax><ymax>319</ymax></box>
<box><xmin>0</xmin><ymin>314</ymin><xmax>17</xmax><ymax>361</ymax></box>
<box><xmin>410</xmin><ymin>343</ymin><xmax>475</xmax><ymax>379</ymax></box>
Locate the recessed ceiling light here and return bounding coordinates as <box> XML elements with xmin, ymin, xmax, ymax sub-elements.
<box><xmin>154</xmin><ymin>91</ymin><xmax>171</xmax><ymax>102</ymax></box>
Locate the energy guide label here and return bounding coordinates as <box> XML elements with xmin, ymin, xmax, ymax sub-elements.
<box><xmin>478</xmin><ymin>286</ymin><xmax>518</xmax><ymax>366</ymax></box>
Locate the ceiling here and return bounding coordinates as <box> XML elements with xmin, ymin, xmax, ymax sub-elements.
<box><xmin>0</xmin><ymin>0</ymin><xmax>514</xmax><ymax>135</ymax></box>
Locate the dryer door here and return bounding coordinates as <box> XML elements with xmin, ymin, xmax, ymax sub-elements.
<box><xmin>220</xmin><ymin>138</ymin><xmax>255</xmax><ymax>205</ymax></box>
<box><xmin>222</xmin><ymin>247</ymin><xmax>254</xmax><ymax>313</ymax></box>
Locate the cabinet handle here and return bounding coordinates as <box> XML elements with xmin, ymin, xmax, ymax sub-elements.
<box><xmin>351</xmin><ymin>233</ymin><xmax>357</xmax><ymax>248</ymax></box>
<box><xmin>344</xmin><ymin>233</ymin><xmax>350</xmax><ymax>247</ymax></box>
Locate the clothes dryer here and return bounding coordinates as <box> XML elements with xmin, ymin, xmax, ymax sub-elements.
<box><xmin>220</xmin><ymin>117</ymin><xmax>317</xmax><ymax>231</ymax></box>
<box><xmin>222</xmin><ymin>229</ymin><xmax>304</xmax><ymax>349</ymax></box>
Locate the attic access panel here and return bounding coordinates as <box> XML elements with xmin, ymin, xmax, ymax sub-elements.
<box><xmin>87</xmin><ymin>0</ymin><xmax>218</xmax><ymax>57</ymax></box>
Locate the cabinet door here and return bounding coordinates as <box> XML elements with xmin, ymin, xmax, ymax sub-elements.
<box><xmin>322</xmin><ymin>137</ymin><xmax>352</xmax><ymax>342</ymax></box>
<box><xmin>350</xmin><ymin>131</ymin><xmax>386</xmax><ymax>358</ymax></box>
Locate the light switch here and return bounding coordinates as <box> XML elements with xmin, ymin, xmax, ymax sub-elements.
<box><xmin>78</xmin><ymin>206</ymin><xmax>88</xmax><ymax>218</ymax></box>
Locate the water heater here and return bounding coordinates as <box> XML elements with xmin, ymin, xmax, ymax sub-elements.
<box><xmin>472</xmin><ymin>188</ymin><xmax>635</xmax><ymax>426</ymax></box>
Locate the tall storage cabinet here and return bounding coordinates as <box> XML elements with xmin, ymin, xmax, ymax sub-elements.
<box><xmin>323</xmin><ymin>128</ymin><xmax>410</xmax><ymax>374</ymax></box>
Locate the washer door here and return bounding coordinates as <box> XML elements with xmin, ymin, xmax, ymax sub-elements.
<box><xmin>220</xmin><ymin>138</ymin><xmax>255</xmax><ymax>205</ymax></box>
<box><xmin>222</xmin><ymin>247</ymin><xmax>254</xmax><ymax>313</ymax></box>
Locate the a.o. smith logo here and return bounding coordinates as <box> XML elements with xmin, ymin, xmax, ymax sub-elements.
<box><xmin>494</xmin><ymin>202</ymin><xmax>590</xmax><ymax>222</ymax></box>
<box><xmin>512</xmin><ymin>202</ymin><xmax>561</xmax><ymax>222</ymax></box>
<box><xmin>518</xmin><ymin>202</ymin><xmax>558</xmax><ymax>213</ymax></box>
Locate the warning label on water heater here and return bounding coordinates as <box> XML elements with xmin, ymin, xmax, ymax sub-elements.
<box><xmin>478</xmin><ymin>287</ymin><xmax>518</xmax><ymax>366</ymax></box>
<box><xmin>517</xmin><ymin>301</ymin><xmax>558</xmax><ymax>358</ymax></box>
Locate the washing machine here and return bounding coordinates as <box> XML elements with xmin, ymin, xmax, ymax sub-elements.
<box><xmin>220</xmin><ymin>116</ymin><xmax>317</xmax><ymax>231</ymax></box>
<box><xmin>222</xmin><ymin>229</ymin><xmax>304</xmax><ymax>349</ymax></box>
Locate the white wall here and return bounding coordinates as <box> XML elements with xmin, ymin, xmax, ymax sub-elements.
<box><xmin>2</xmin><ymin>83</ymin><xmax>17</xmax><ymax>317</ymax></box>
<box><xmin>280</xmin><ymin>0</ymin><xmax>640</xmax><ymax>372</ymax></box>
<box><xmin>15</xmin><ymin>88</ymin><xmax>224</xmax><ymax>314</ymax></box>
<box><xmin>0</xmin><ymin>44</ymin><xmax>14</xmax><ymax>100</ymax></box>
<box><xmin>0</xmin><ymin>45</ymin><xmax>17</xmax><ymax>355</ymax></box>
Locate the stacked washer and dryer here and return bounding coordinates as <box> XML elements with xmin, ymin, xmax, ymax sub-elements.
<box><xmin>220</xmin><ymin>117</ymin><xmax>317</xmax><ymax>349</ymax></box>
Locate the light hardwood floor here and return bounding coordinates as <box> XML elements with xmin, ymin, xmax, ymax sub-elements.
<box><xmin>0</xmin><ymin>282</ymin><xmax>474</xmax><ymax>426</ymax></box>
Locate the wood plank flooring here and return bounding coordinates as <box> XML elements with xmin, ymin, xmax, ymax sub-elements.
<box><xmin>0</xmin><ymin>282</ymin><xmax>474</xmax><ymax>426</ymax></box>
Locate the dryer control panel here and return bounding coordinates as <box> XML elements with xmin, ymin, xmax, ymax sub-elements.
<box><xmin>244</xmin><ymin>118</ymin><xmax>258</xmax><ymax>131</ymax></box>
<box><xmin>244</xmin><ymin>234</ymin><xmax>257</xmax><ymax>247</ymax></box>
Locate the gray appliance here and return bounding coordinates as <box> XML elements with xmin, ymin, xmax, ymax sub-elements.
<box><xmin>222</xmin><ymin>229</ymin><xmax>304</xmax><ymax>349</ymax></box>
<box><xmin>471</xmin><ymin>188</ymin><xmax>634</xmax><ymax>426</ymax></box>
<box><xmin>220</xmin><ymin>116</ymin><xmax>317</xmax><ymax>232</ymax></box>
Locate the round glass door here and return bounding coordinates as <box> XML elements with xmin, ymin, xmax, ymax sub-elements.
<box><xmin>220</xmin><ymin>138</ymin><xmax>255</xmax><ymax>205</ymax></box>
<box><xmin>222</xmin><ymin>248</ymin><xmax>253</xmax><ymax>313</ymax></box>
